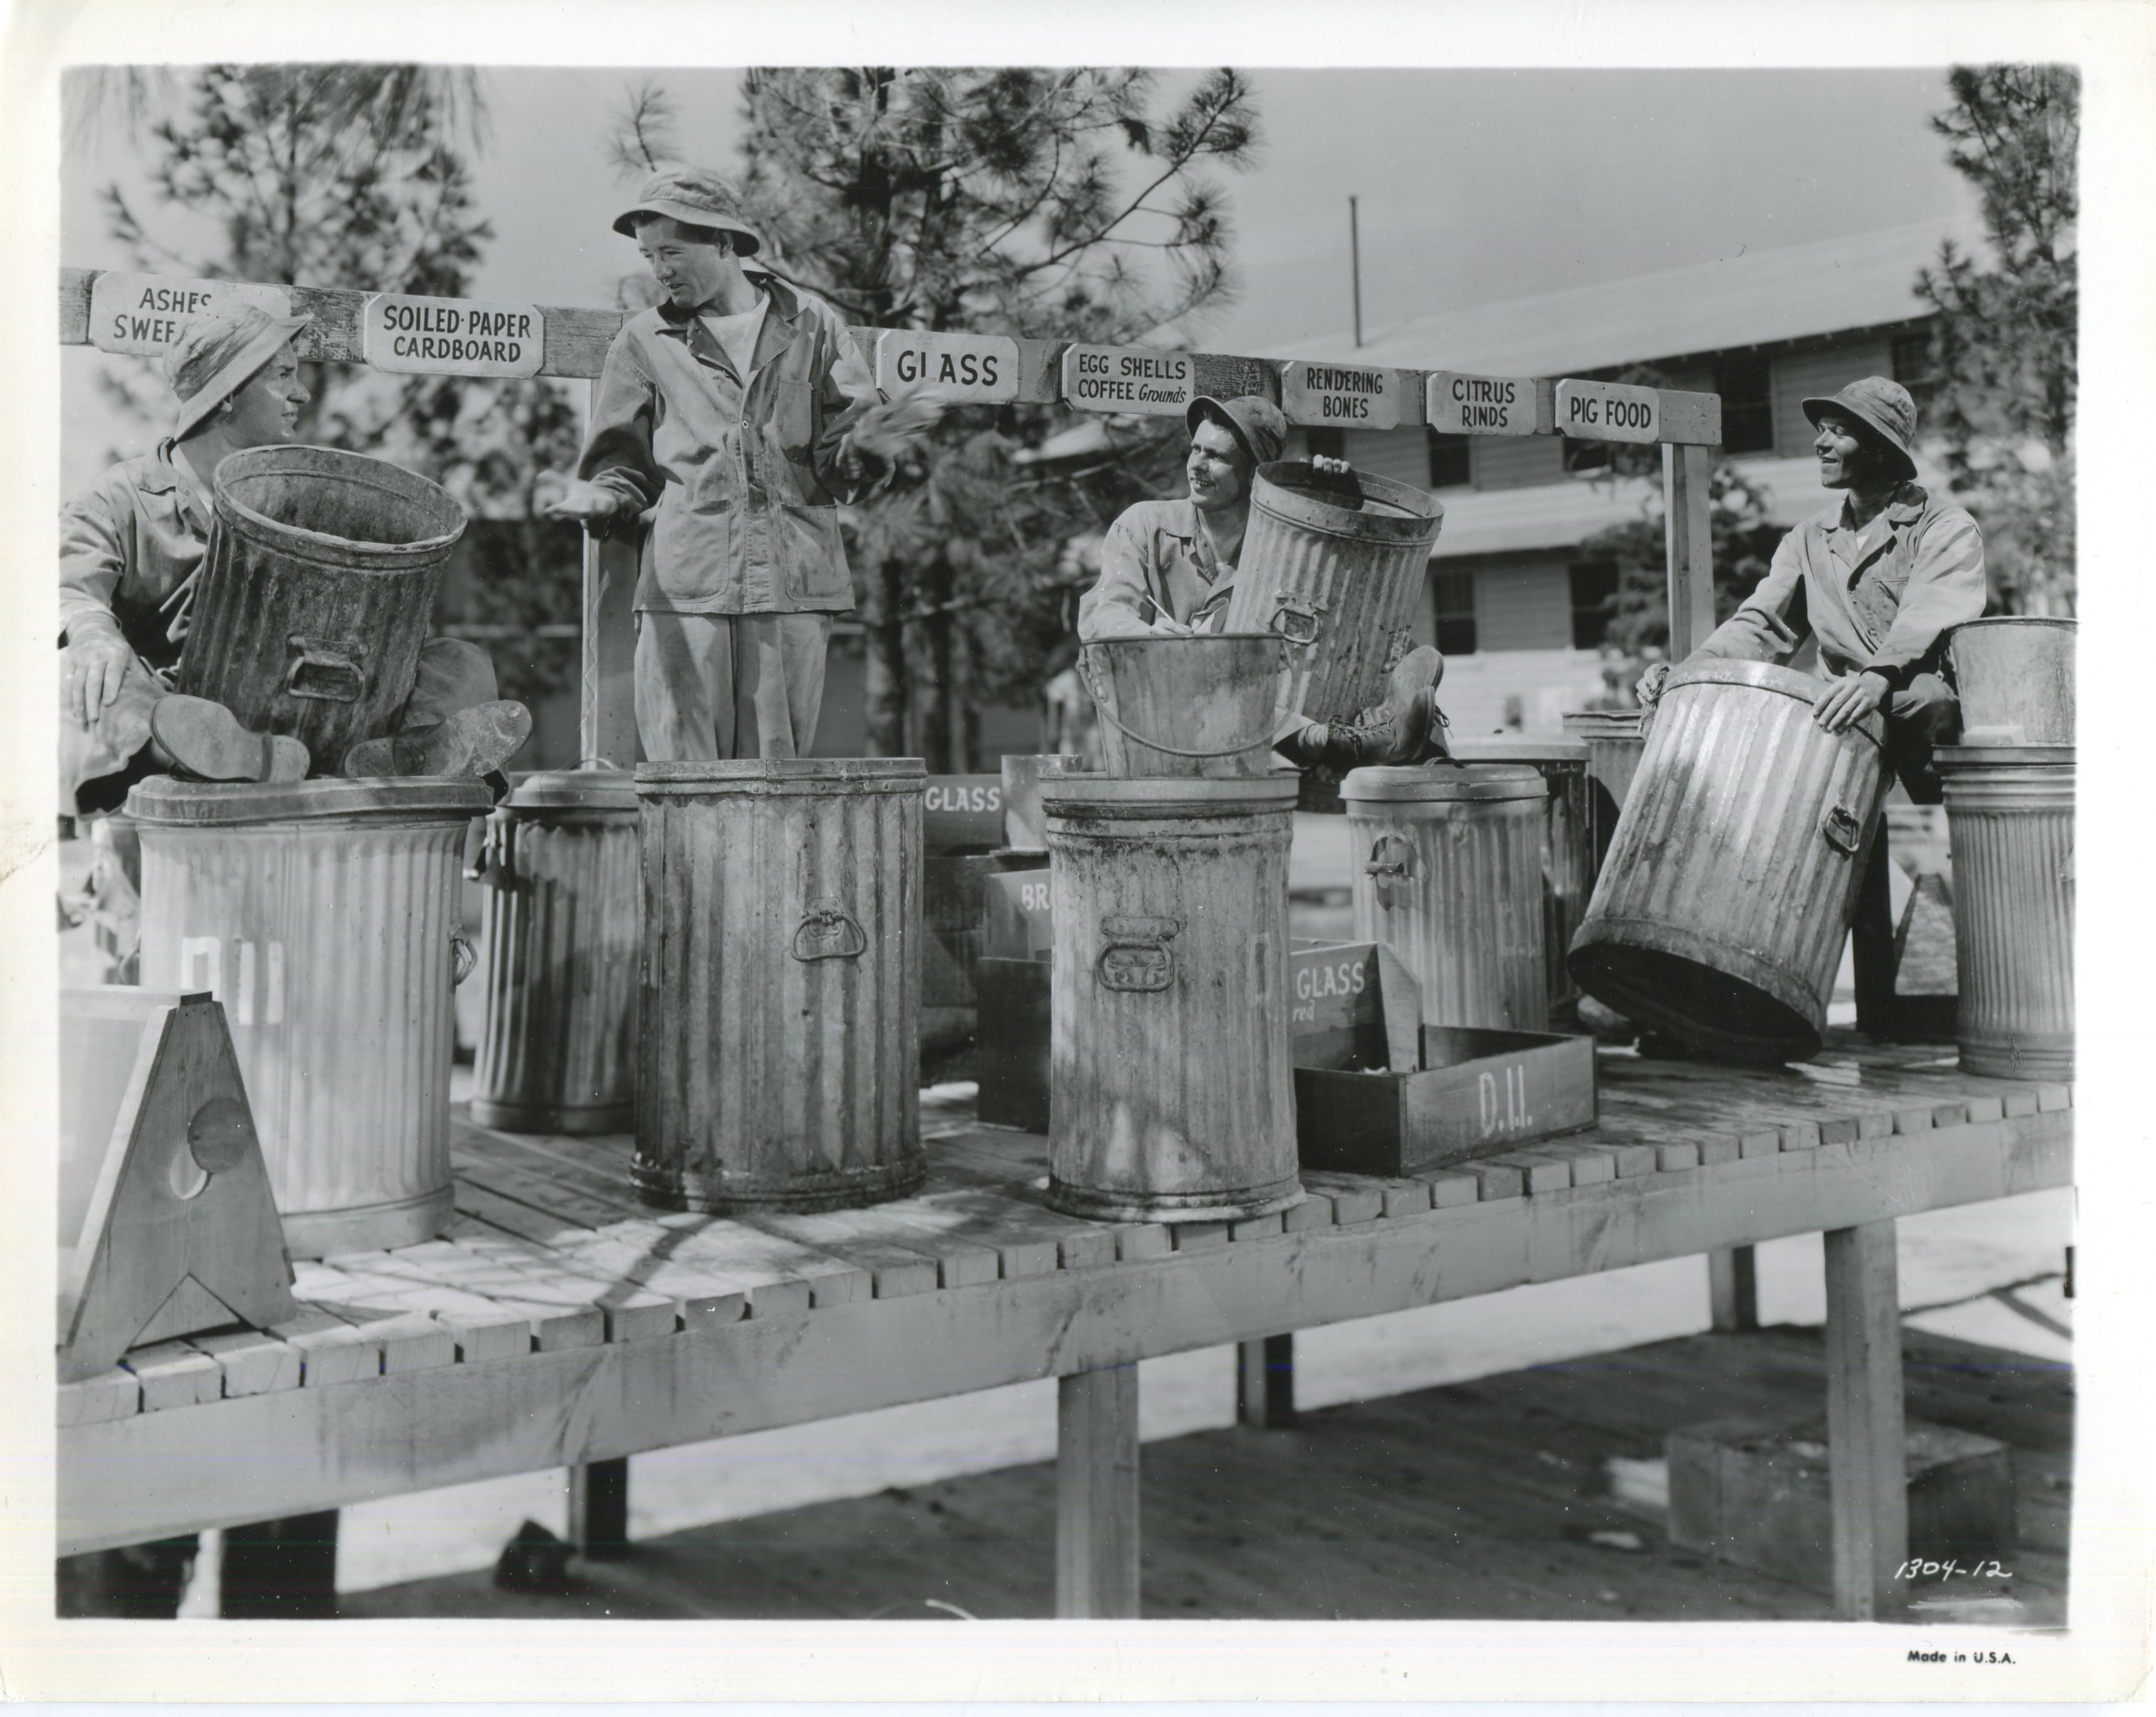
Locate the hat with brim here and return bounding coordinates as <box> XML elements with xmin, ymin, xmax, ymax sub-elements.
<box><xmin>169</xmin><ymin>306</ymin><xmax>314</xmax><ymax>440</ymax></box>
<box><xmin>1801</xmin><ymin>376</ymin><xmax>1919</xmax><ymax>481</ymax></box>
<box><xmin>1186</xmin><ymin>393</ymin><xmax>1286</xmax><ymax>471</ymax></box>
<box><xmin>612</xmin><ymin>167</ymin><xmax>766</xmax><ymax>254</ymax></box>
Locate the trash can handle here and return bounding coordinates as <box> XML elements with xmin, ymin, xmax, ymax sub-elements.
<box><xmin>1820</xmin><ymin>802</ymin><xmax>1865</xmax><ymax>856</ymax></box>
<box><xmin>1266</xmin><ymin>592</ymin><xmax>1329</xmax><ymax>648</ymax></box>
<box><xmin>449</xmin><ymin>930</ymin><xmax>478</xmax><ymax>986</ymax></box>
<box><xmin>285</xmin><ymin>636</ymin><xmax>368</xmax><ymax>703</ymax></box>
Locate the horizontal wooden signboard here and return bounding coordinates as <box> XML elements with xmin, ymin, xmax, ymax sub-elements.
<box><xmin>922</xmin><ymin>774</ymin><xmax>1006</xmax><ymax>850</ymax></box>
<box><xmin>363</xmin><ymin>294</ymin><xmax>543</xmax><ymax>378</ymax></box>
<box><xmin>88</xmin><ymin>273</ymin><xmax>294</xmax><ymax>358</ymax></box>
<box><xmin>1427</xmin><ymin>371</ymin><xmax>1542</xmax><ymax>437</ymax></box>
<box><xmin>1279</xmin><ymin>360</ymin><xmax>1408</xmax><ymax>431</ymax></box>
<box><xmin>875</xmin><ymin>330</ymin><xmax>1020</xmax><ymax>403</ymax></box>
<box><xmin>1555</xmin><ymin>377</ymin><xmax>1661</xmax><ymax>444</ymax></box>
<box><xmin>1061</xmin><ymin>344</ymin><xmax>1197</xmax><ymax>416</ymax></box>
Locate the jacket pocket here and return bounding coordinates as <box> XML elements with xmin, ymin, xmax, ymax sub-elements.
<box><xmin>772</xmin><ymin>382</ymin><xmax>816</xmax><ymax>457</ymax></box>
<box><xmin>648</xmin><ymin>501</ymin><xmax>733</xmax><ymax>605</ymax></box>
<box><xmin>776</xmin><ymin>502</ymin><xmax>852</xmax><ymax>604</ymax></box>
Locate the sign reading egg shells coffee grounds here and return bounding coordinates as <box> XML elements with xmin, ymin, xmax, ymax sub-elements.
<box><xmin>363</xmin><ymin>294</ymin><xmax>544</xmax><ymax>378</ymax></box>
<box><xmin>1061</xmin><ymin>344</ymin><xmax>1197</xmax><ymax>416</ymax></box>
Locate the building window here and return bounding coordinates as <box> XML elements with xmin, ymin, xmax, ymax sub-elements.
<box><xmin>1568</xmin><ymin>560</ymin><xmax>1620</xmax><ymax>650</ymax></box>
<box><xmin>1563</xmin><ymin>438</ymin><xmax>1611</xmax><ymax>477</ymax></box>
<box><xmin>1892</xmin><ymin>330</ymin><xmax>1942</xmax><ymax>405</ymax></box>
<box><xmin>1433</xmin><ymin>569</ymin><xmax>1477</xmax><ymax>656</ymax></box>
<box><xmin>1715</xmin><ymin>352</ymin><xmax>1774</xmax><ymax>455</ymax></box>
<box><xmin>1426</xmin><ymin>430</ymin><xmax>1471</xmax><ymax>489</ymax></box>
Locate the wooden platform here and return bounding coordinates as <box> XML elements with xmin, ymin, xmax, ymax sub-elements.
<box><xmin>338</xmin><ymin>1324</ymin><xmax>2069</xmax><ymax>1624</ymax></box>
<box><xmin>58</xmin><ymin>1034</ymin><xmax>2072</xmax><ymax>1593</ymax></box>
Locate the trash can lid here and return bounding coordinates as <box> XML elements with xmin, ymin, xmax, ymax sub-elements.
<box><xmin>1340</xmin><ymin>762</ymin><xmax>1546</xmax><ymax>804</ymax></box>
<box><xmin>1447</xmin><ymin>735</ymin><xmax>1590</xmax><ymax>765</ymax></box>
<box><xmin>127</xmin><ymin>773</ymin><xmax>491</xmax><ymax>826</ymax></box>
<box><xmin>636</xmin><ymin>757</ymin><xmax>927</xmax><ymax>797</ymax></box>
<box><xmin>1041</xmin><ymin>772</ymin><xmax>1303</xmax><ymax>814</ymax></box>
<box><xmin>1560</xmin><ymin>707</ymin><xmax>1649</xmax><ymax>737</ymax></box>
<box><xmin>1936</xmin><ymin>742</ymin><xmax>2076</xmax><ymax>769</ymax></box>
<box><xmin>501</xmin><ymin>763</ymin><xmax>638</xmax><ymax>811</ymax></box>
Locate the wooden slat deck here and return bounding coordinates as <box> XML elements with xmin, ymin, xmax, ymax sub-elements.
<box><xmin>56</xmin><ymin>1035</ymin><xmax>2071</xmax><ymax>1557</ymax></box>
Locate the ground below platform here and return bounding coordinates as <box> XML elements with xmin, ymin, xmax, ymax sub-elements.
<box><xmin>339</xmin><ymin>1324</ymin><xmax>2069</xmax><ymax>1625</ymax></box>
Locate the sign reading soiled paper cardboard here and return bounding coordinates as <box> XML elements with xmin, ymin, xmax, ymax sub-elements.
<box><xmin>88</xmin><ymin>273</ymin><xmax>295</xmax><ymax>359</ymax></box>
<box><xmin>364</xmin><ymin>294</ymin><xmax>544</xmax><ymax>378</ymax></box>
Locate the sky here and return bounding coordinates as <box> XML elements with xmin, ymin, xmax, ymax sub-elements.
<box><xmin>58</xmin><ymin>66</ymin><xmax>1981</xmax><ymax>489</ymax></box>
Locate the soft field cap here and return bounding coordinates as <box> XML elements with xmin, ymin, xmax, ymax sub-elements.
<box><xmin>613</xmin><ymin>167</ymin><xmax>767</xmax><ymax>254</ymax></box>
<box><xmin>1801</xmin><ymin>375</ymin><xmax>1920</xmax><ymax>480</ymax></box>
<box><xmin>168</xmin><ymin>305</ymin><xmax>313</xmax><ymax>440</ymax></box>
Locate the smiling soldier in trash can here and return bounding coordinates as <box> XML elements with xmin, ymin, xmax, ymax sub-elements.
<box><xmin>58</xmin><ymin>304</ymin><xmax>532</xmax><ymax>824</ymax></box>
<box><xmin>548</xmin><ymin>168</ymin><xmax>936</xmax><ymax>761</ymax></box>
<box><xmin>1636</xmin><ymin>376</ymin><xmax>1984</xmax><ymax>804</ymax></box>
<box><xmin>1077</xmin><ymin>393</ymin><xmax>1452</xmax><ymax>770</ymax></box>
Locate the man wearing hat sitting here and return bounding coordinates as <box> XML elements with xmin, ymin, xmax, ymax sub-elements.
<box><xmin>1637</xmin><ymin>375</ymin><xmax>1984</xmax><ymax>802</ymax></box>
<box><xmin>58</xmin><ymin>304</ymin><xmax>528</xmax><ymax>821</ymax></box>
<box><xmin>548</xmin><ymin>168</ymin><xmax>911</xmax><ymax>761</ymax></box>
<box><xmin>1078</xmin><ymin>393</ymin><xmax>1450</xmax><ymax>769</ymax></box>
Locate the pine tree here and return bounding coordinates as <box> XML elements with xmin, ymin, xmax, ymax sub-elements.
<box><xmin>1913</xmin><ymin>65</ymin><xmax>2078</xmax><ymax>616</ymax></box>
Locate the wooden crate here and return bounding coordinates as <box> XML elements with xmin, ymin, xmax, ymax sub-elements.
<box><xmin>1294</xmin><ymin>1026</ymin><xmax>1595</xmax><ymax>1177</ymax></box>
<box><xmin>1668</xmin><ymin>1414</ymin><xmax>2016</xmax><ymax>1596</ymax></box>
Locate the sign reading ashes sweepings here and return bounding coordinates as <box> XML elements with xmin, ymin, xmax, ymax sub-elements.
<box><xmin>88</xmin><ymin>273</ymin><xmax>295</xmax><ymax>359</ymax></box>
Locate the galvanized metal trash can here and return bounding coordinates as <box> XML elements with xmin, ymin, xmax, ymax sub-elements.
<box><xmin>1937</xmin><ymin>744</ymin><xmax>2074</xmax><ymax>1080</ymax></box>
<box><xmin>1569</xmin><ymin>660</ymin><xmax>1890</xmax><ymax>1064</ymax></box>
<box><xmin>472</xmin><ymin>765</ymin><xmax>640</xmax><ymax>1134</ymax></box>
<box><xmin>1450</xmin><ymin>736</ymin><xmax>1593</xmax><ymax>1025</ymax></box>
<box><xmin>131</xmin><ymin>774</ymin><xmax>490</xmax><ymax>1256</ymax></box>
<box><xmin>1225</xmin><ymin>461</ymin><xmax>1444</xmax><ymax>727</ymax></box>
<box><xmin>179</xmin><ymin>445</ymin><xmax>467</xmax><ymax>768</ymax></box>
<box><xmin>1042</xmin><ymin>773</ymin><xmax>1301</xmax><ymax>1223</ymax></box>
<box><xmin>1561</xmin><ymin>708</ymin><xmax>1650</xmax><ymax>878</ymax></box>
<box><xmin>1343</xmin><ymin>763</ymin><xmax>1549</xmax><ymax>1032</ymax></box>
<box><xmin>635</xmin><ymin>759</ymin><xmax>925</xmax><ymax>1213</ymax></box>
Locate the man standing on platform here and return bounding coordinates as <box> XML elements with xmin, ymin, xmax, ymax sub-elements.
<box><xmin>1078</xmin><ymin>393</ymin><xmax>1451</xmax><ymax>770</ymax></box>
<box><xmin>1637</xmin><ymin>377</ymin><xmax>1984</xmax><ymax>803</ymax></box>
<box><xmin>548</xmin><ymin>168</ymin><xmax>920</xmax><ymax>762</ymax></box>
<box><xmin>59</xmin><ymin>305</ymin><xmax>528</xmax><ymax>824</ymax></box>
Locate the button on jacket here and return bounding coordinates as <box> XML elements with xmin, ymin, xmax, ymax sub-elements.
<box><xmin>1693</xmin><ymin>482</ymin><xmax>1985</xmax><ymax>688</ymax></box>
<box><xmin>1077</xmin><ymin>498</ymin><xmax>1239</xmax><ymax>639</ymax></box>
<box><xmin>58</xmin><ymin>441</ymin><xmax>211</xmax><ymax>671</ymax></box>
<box><xmin>578</xmin><ymin>277</ymin><xmax>879</xmax><ymax>616</ymax></box>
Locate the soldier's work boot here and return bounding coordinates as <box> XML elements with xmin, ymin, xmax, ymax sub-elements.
<box><xmin>149</xmin><ymin>695</ymin><xmax>309</xmax><ymax>784</ymax></box>
<box><xmin>1311</xmin><ymin>686</ymin><xmax>1441</xmax><ymax>770</ymax></box>
<box><xmin>341</xmin><ymin>700</ymin><xmax>533</xmax><ymax>781</ymax></box>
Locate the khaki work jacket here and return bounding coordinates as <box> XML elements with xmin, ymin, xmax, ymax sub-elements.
<box><xmin>58</xmin><ymin>441</ymin><xmax>212</xmax><ymax>673</ymax></box>
<box><xmin>1076</xmin><ymin>497</ymin><xmax>1239</xmax><ymax>640</ymax></box>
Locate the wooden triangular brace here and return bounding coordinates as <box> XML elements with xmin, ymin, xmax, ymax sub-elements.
<box><xmin>58</xmin><ymin>990</ymin><xmax>297</xmax><ymax>1384</ymax></box>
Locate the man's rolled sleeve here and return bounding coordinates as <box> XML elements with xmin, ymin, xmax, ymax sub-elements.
<box><xmin>813</xmin><ymin>323</ymin><xmax>894</xmax><ymax>504</ymax></box>
<box><xmin>1076</xmin><ymin>514</ymin><xmax>1161</xmax><ymax>641</ymax></box>
<box><xmin>577</xmin><ymin>333</ymin><xmax>664</xmax><ymax>531</ymax></box>
<box><xmin>58</xmin><ymin>483</ymin><xmax>131</xmax><ymax>645</ymax></box>
<box><xmin>1692</xmin><ymin>528</ymin><xmax>1807</xmax><ymax>665</ymax></box>
<box><xmin>1865</xmin><ymin>511</ymin><xmax>1985</xmax><ymax>685</ymax></box>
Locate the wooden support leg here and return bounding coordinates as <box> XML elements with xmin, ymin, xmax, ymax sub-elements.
<box><xmin>1852</xmin><ymin>820</ymin><xmax>1897</xmax><ymax>1038</ymax></box>
<box><xmin>568</xmin><ymin>1458</ymin><xmax>632</xmax><ymax>1561</ymax></box>
<box><xmin>1056</xmin><ymin>1364</ymin><xmax>1140</xmax><ymax>1619</ymax></box>
<box><xmin>1236</xmin><ymin>1334</ymin><xmax>1296</xmax><ymax>1428</ymax></box>
<box><xmin>1707</xmin><ymin>1245</ymin><xmax>1760</xmax><ymax>1332</ymax></box>
<box><xmin>1823</xmin><ymin>1220</ymin><xmax>1908</xmax><ymax>1621</ymax></box>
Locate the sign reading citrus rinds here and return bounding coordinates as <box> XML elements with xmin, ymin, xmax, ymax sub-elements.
<box><xmin>874</xmin><ymin>330</ymin><xmax>1020</xmax><ymax>403</ymax></box>
<box><xmin>1280</xmin><ymin>360</ymin><xmax>1407</xmax><ymax>430</ymax></box>
<box><xmin>1061</xmin><ymin>344</ymin><xmax>1196</xmax><ymax>415</ymax></box>
<box><xmin>363</xmin><ymin>294</ymin><xmax>544</xmax><ymax>378</ymax></box>
<box><xmin>1427</xmin><ymin>371</ymin><xmax>1541</xmax><ymax>437</ymax></box>
<box><xmin>88</xmin><ymin>274</ymin><xmax>296</xmax><ymax>358</ymax></box>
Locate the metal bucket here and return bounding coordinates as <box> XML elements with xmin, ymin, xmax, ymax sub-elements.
<box><xmin>1449</xmin><ymin>737</ymin><xmax>1593</xmax><ymax>1024</ymax></box>
<box><xmin>1079</xmin><ymin>633</ymin><xmax>1289</xmax><ymax>777</ymax></box>
<box><xmin>177</xmin><ymin>445</ymin><xmax>467</xmax><ymax>769</ymax></box>
<box><xmin>130</xmin><ymin>773</ymin><xmax>489</xmax><ymax>1256</ymax></box>
<box><xmin>1937</xmin><ymin>745</ymin><xmax>2074</xmax><ymax>1080</ymax></box>
<box><xmin>635</xmin><ymin>759</ymin><xmax>924</xmax><ymax>1213</ymax></box>
<box><xmin>1224</xmin><ymin>460</ymin><xmax>1444</xmax><ymax>727</ymax></box>
<box><xmin>1568</xmin><ymin>660</ymin><xmax>1890</xmax><ymax>1064</ymax></box>
<box><xmin>1947</xmin><ymin>616</ymin><xmax>2076</xmax><ymax>744</ymax></box>
<box><xmin>1342</xmin><ymin>763</ymin><xmax>1549</xmax><ymax>1032</ymax></box>
<box><xmin>1043</xmin><ymin>773</ymin><xmax>1301</xmax><ymax>1223</ymax></box>
<box><xmin>1561</xmin><ymin>708</ymin><xmax>1650</xmax><ymax>878</ymax></box>
<box><xmin>999</xmin><ymin>753</ymin><xmax>1088</xmax><ymax>851</ymax></box>
<box><xmin>472</xmin><ymin>765</ymin><xmax>640</xmax><ymax>1135</ymax></box>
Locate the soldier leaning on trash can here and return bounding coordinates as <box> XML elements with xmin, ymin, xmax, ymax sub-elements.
<box><xmin>58</xmin><ymin>304</ymin><xmax>531</xmax><ymax>829</ymax></box>
<box><xmin>1635</xmin><ymin>376</ymin><xmax>1983</xmax><ymax>804</ymax></box>
<box><xmin>1076</xmin><ymin>393</ymin><xmax>1453</xmax><ymax>771</ymax></box>
<box><xmin>548</xmin><ymin>168</ymin><xmax>934</xmax><ymax>762</ymax></box>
